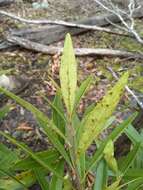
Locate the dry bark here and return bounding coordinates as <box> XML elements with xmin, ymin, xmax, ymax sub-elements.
<box><xmin>7</xmin><ymin>35</ymin><xmax>143</xmax><ymax>59</ymax></box>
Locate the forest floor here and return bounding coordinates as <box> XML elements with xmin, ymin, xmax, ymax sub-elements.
<box><xmin>0</xmin><ymin>0</ymin><xmax>143</xmax><ymax>161</ymax></box>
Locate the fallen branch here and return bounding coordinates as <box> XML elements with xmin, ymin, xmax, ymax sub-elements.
<box><xmin>1</xmin><ymin>6</ymin><xmax>143</xmax><ymax>49</ymax></box>
<box><xmin>0</xmin><ymin>10</ymin><xmax>129</xmax><ymax>37</ymax></box>
<box><xmin>94</xmin><ymin>0</ymin><xmax>143</xmax><ymax>45</ymax></box>
<box><xmin>6</xmin><ymin>35</ymin><xmax>143</xmax><ymax>59</ymax></box>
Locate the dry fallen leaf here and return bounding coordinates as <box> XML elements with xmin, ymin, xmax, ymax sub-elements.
<box><xmin>16</xmin><ymin>122</ymin><xmax>33</xmax><ymax>131</ymax></box>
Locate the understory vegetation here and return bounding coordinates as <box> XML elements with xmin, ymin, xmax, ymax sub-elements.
<box><xmin>0</xmin><ymin>34</ymin><xmax>143</xmax><ymax>190</ymax></box>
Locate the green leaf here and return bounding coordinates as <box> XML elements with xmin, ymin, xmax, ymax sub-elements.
<box><xmin>86</xmin><ymin>113</ymin><xmax>137</xmax><ymax>174</ymax></box>
<box><xmin>14</xmin><ymin>149</ymin><xmax>60</xmax><ymax>170</ymax></box>
<box><xmin>63</xmin><ymin>175</ymin><xmax>74</xmax><ymax>190</ymax></box>
<box><xmin>49</xmin><ymin>160</ymin><xmax>64</xmax><ymax>190</ymax></box>
<box><xmin>119</xmin><ymin>177</ymin><xmax>143</xmax><ymax>190</ymax></box>
<box><xmin>124</xmin><ymin>168</ymin><xmax>143</xmax><ymax>179</ymax></box>
<box><xmin>104</xmin><ymin>179</ymin><xmax>121</xmax><ymax>190</ymax></box>
<box><xmin>103</xmin><ymin>140</ymin><xmax>118</xmax><ymax>174</ymax></box>
<box><xmin>127</xmin><ymin>178</ymin><xmax>143</xmax><ymax>190</ymax></box>
<box><xmin>125</xmin><ymin>124</ymin><xmax>142</xmax><ymax>144</ymax></box>
<box><xmin>0</xmin><ymin>88</ymin><xmax>65</xmax><ymax>141</ymax></box>
<box><xmin>60</xmin><ymin>33</ymin><xmax>77</xmax><ymax>116</ymax></box>
<box><xmin>0</xmin><ymin>105</ymin><xmax>12</xmax><ymax>120</ymax></box>
<box><xmin>93</xmin><ymin>159</ymin><xmax>107</xmax><ymax>190</ymax></box>
<box><xmin>0</xmin><ymin>131</ymin><xmax>63</xmax><ymax>179</ymax></box>
<box><xmin>74</xmin><ymin>75</ymin><xmax>93</xmax><ymax>109</ymax></box>
<box><xmin>78</xmin><ymin>153</ymin><xmax>86</xmax><ymax>180</ymax></box>
<box><xmin>77</xmin><ymin>72</ymin><xmax>129</xmax><ymax>156</ymax></box>
<box><xmin>0</xmin><ymin>144</ymin><xmax>19</xmax><ymax>171</ymax></box>
<box><xmin>132</xmin><ymin>147</ymin><xmax>143</xmax><ymax>169</ymax></box>
<box><xmin>33</xmin><ymin>168</ymin><xmax>49</xmax><ymax>190</ymax></box>
<box><xmin>52</xmin><ymin>91</ymin><xmax>66</xmax><ymax>134</ymax></box>
<box><xmin>0</xmin><ymin>87</ymin><xmax>71</xmax><ymax>167</ymax></box>
<box><xmin>0</xmin><ymin>171</ymin><xmax>35</xmax><ymax>190</ymax></box>
<box><xmin>42</xmin><ymin>93</ymin><xmax>66</xmax><ymax>127</ymax></box>
<box><xmin>124</xmin><ymin>125</ymin><xmax>143</xmax><ymax>170</ymax></box>
<box><xmin>119</xmin><ymin>143</ymin><xmax>141</xmax><ymax>175</ymax></box>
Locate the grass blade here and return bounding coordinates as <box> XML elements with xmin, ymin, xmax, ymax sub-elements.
<box><xmin>86</xmin><ymin>112</ymin><xmax>137</xmax><ymax>174</ymax></box>
<box><xmin>94</xmin><ymin>159</ymin><xmax>107</xmax><ymax>190</ymax></box>
<box><xmin>119</xmin><ymin>143</ymin><xmax>141</xmax><ymax>175</ymax></box>
<box><xmin>33</xmin><ymin>168</ymin><xmax>49</xmax><ymax>190</ymax></box>
<box><xmin>74</xmin><ymin>75</ymin><xmax>93</xmax><ymax>109</ymax></box>
<box><xmin>14</xmin><ymin>149</ymin><xmax>60</xmax><ymax>170</ymax></box>
<box><xmin>0</xmin><ymin>87</ymin><xmax>71</xmax><ymax>167</ymax></box>
<box><xmin>0</xmin><ymin>170</ymin><xmax>35</xmax><ymax>190</ymax></box>
<box><xmin>0</xmin><ymin>105</ymin><xmax>12</xmax><ymax>120</ymax></box>
<box><xmin>125</xmin><ymin>124</ymin><xmax>142</xmax><ymax>144</ymax></box>
<box><xmin>49</xmin><ymin>160</ymin><xmax>64</xmax><ymax>190</ymax></box>
<box><xmin>0</xmin><ymin>131</ymin><xmax>63</xmax><ymax>179</ymax></box>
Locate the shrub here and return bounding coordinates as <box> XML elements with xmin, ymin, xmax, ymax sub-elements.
<box><xmin>0</xmin><ymin>34</ymin><xmax>142</xmax><ymax>190</ymax></box>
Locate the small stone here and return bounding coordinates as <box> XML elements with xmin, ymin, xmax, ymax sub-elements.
<box><xmin>32</xmin><ymin>0</ymin><xmax>49</xmax><ymax>9</ymax></box>
<box><xmin>0</xmin><ymin>74</ymin><xmax>15</xmax><ymax>90</ymax></box>
<box><xmin>0</xmin><ymin>74</ymin><xmax>29</xmax><ymax>94</ymax></box>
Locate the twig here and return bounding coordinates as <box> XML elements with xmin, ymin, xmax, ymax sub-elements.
<box><xmin>6</xmin><ymin>35</ymin><xmax>143</xmax><ymax>59</ymax></box>
<box><xmin>0</xmin><ymin>10</ymin><xmax>129</xmax><ymax>37</ymax></box>
<box><xmin>107</xmin><ymin>66</ymin><xmax>143</xmax><ymax>109</ymax></box>
<box><xmin>94</xmin><ymin>0</ymin><xmax>143</xmax><ymax>45</ymax></box>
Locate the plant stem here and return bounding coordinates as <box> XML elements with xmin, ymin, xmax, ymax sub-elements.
<box><xmin>66</xmin><ymin>119</ymin><xmax>83</xmax><ymax>190</ymax></box>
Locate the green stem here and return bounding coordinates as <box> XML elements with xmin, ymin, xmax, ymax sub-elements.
<box><xmin>66</xmin><ymin>118</ymin><xmax>83</xmax><ymax>190</ymax></box>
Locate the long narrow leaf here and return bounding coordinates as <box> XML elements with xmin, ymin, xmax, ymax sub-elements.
<box><xmin>0</xmin><ymin>168</ymin><xmax>28</xmax><ymax>189</ymax></box>
<box><xmin>125</xmin><ymin>124</ymin><xmax>142</xmax><ymax>144</ymax></box>
<box><xmin>119</xmin><ymin>143</ymin><xmax>141</xmax><ymax>175</ymax></box>
<box><xmin>0</xmin><ymin>105</ymin><xmax>12</xmax><ymax>120</ymax></box>
<box><xmin>104</xmin><ymin>179</ymin><xmax>121</xmax><ymax>190</ymax></box>
<box><xmin>78</xmin><ymin>153</ymin><xmax>86</xmax><ymax>180</ymax></box>
<box><xmin>0</xmin><ymin>131</ymin><xmax>63</xmax><ymax>179</ymax></box>
<box><xmin>78</xmin><ymin>72</ymin><xmax>129</xmax><ymax>156</ymax></box>
<box><xmin>94</xmin><ymin>159</ymin><xmax>107</xmax><ymax>190</ymax></box>
<box><xmin>124</xmin><ymin>168</ymin><xmax>143</xmax><ymax>179</ymax></box>
<box><xmin>86</xmin><ymin>113</ymin><xmax>137</xmax><ymax>175</ymax></box>
<box><xmin>0</xmin><ymin>170</ymin><xmax>35</xmax><ymax>190</ymax></box>
<box><xmin>74</xmin><ymin>75</ymin><xmax>93</xmax><ymax>109</ymax></box>
<box><xmin>60</xmin><ymin>33</ymin><xmax>77</xmax><ymax>116</ymax></box>
<box><xmin>127</xmin><ymin>178</ymin><xmax>143</xmax><ymax>190</ymax></box>
<box><xmin>52</xmin><ymin>91</ymin><xmax>66</xmax><ymax>133</ymax></box>
<box><xmin>43</xmin><ymin>93</ymin><xmax>66</xmax><ymax>124</ymax></box>
<box><xmin>0</xmin><ymin>144</ymin><xmax>19</xmax><ymax>171</ymax></box>
<box><xmin>103</xmin><ymin>140</ymin><xmax>118</xmax><ymax>174</ymax></box>
<box><xmin>49</xmin><ymin>160</ymin><xmax>64</xmax><ymax>190</ymax></box>
<box><xmin>33</xmin><ymin>168</ymin><xmax>49</xmax><ymax>190</ymax></box>
<box><xmin>0</xmin><ymin>87</ymin><xmax>71</xmax><ymax>166</ymax></box>
<box><xmin>14</xmin><ymin>149</ymin><xmax>60</xmax><ymax>170</ymax></box>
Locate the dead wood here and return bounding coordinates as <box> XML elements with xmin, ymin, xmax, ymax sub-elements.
<box><xmin>0</xmin><ymin>10</ymin><xmax>129</xmax><ymax>37</ymax></box>
<box><xmin>1</xmin><ymin>6</ymin><xmax>143</xmax><ymax>49</ymax></box>
<box><xmin>8</xmin><ymin>7</ymin><xmax>143</xmax><ymax>44</ymax></box>
<box><xmin>7</xmin><ymin>35</ymin><xmax>143</xmax><ymax>59</ymax></box>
